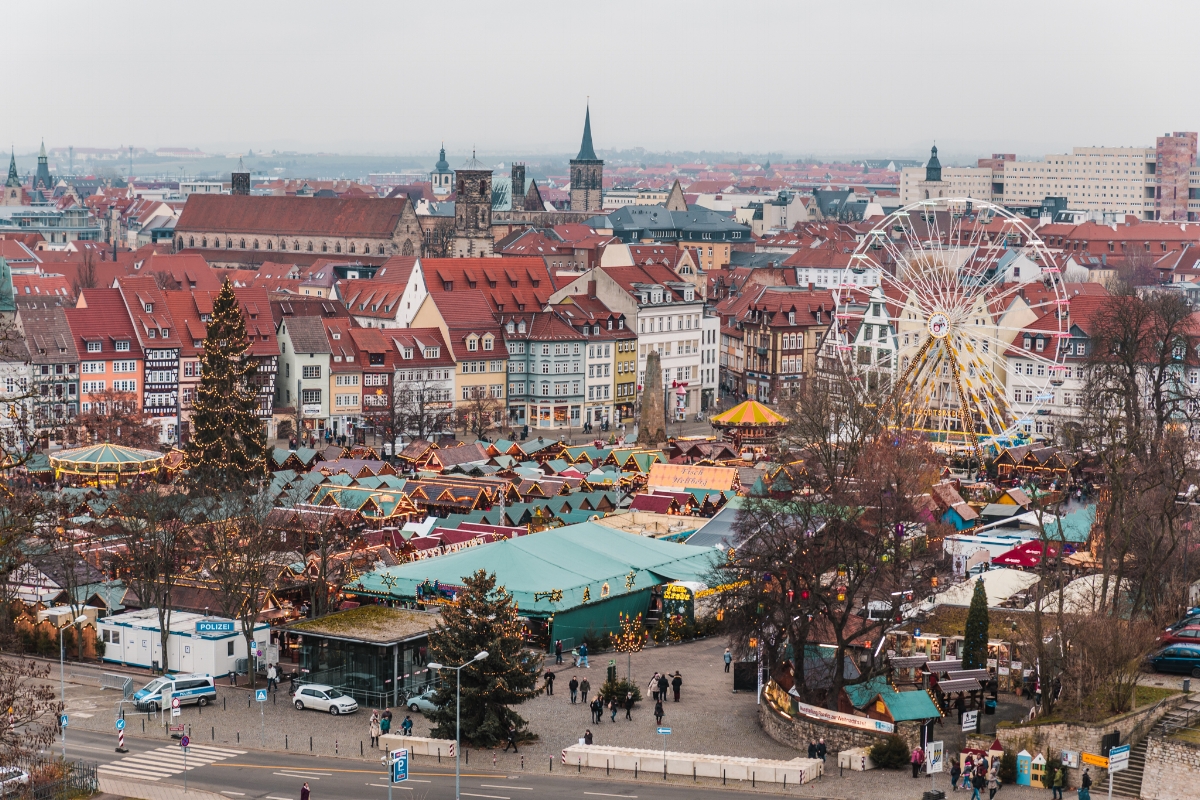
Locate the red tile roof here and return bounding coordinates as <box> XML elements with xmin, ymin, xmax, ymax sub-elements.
<box><xmin>422</xmin><ymin>257</ymin><xmax>560</xmax><ymax>314</ymax></box>
<box><xmin>67</xmin><ymin>288</ymin><xmax>141</xmax><ymax>357</ymax></box>
<box><xmin>116</xmin><ymin>276</ymin><xmax>183</xmax><ymax>348</ymax></box>
<box><xmin>176</xmin><ymin>194</ymin><xmax>410</xmax><ymax>238</ymax></box>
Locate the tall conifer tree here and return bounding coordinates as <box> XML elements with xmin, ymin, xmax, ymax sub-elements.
<box><xmin>186</xmin><ymin>280</ymin><xmax>266</xmax><ymax>491</ymax></box>
<box><xmin>961</xmin><ymin>577</ymin><xmax>990</xmax><ymax>669</ymax></box>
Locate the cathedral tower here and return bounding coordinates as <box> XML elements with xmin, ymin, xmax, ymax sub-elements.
<box><xmin>33</xmin><ymin>140</ymin><xmax>52</xmax><ymax>190</ymax></box>
<box><xmin>569</xmin><ymin>105</ymin><xmax>603</xmax><ymax>213</ymax></box>
<box><xmin>453</xmin><ymin>151</ymin><xmax>494</xmax><ymax>257</ymax></box>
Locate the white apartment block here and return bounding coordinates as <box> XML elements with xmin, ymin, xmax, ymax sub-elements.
<box><xmin>583</xmin><ymin>340</ymin><xmax>613</xmax><ymax>425</ymax></box>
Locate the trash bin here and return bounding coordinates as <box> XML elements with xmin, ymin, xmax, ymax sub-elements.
<box><xmin>985</xmin><ymin>698</ymin><xmax>997</xmax><ymax>715</ymax></box>
<box><xmin>922</xmin><ymin>791</ymin><xmax>947</xmax><ymax>800</ymax></box>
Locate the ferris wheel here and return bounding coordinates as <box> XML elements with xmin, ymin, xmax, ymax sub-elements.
<box><xmin>829</xmin><ymin>199</ymin><xmax>1069</xmax><ymax>459</ymax></box>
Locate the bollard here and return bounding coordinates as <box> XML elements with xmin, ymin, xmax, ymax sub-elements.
<box><xmin>466</xmin><ymin>750</ymin><xmax>469</xmax><ymax>765</ymax></box>
<box><xmin>783</xmin><ymin>775</ymin><xmax>787</xmax><ymax>790</ymax></box>
<box><xmin>634</xmin><ymin>763</ymin><xmax>638</xmax><ymax>779</ymax></box>
<box><xmin>237</xmin><ymin>731</ymin><xmax>240</xmax><ymax>744</ymax></box>
<box><xmin>723</xmin><ymin>769</ymin><xmax>726</xmax><ymax>785</ymax></box>
<box><xmin>493</xmin><ymin>752</ymin><xmax>496</xmax><ymax>767</ymax></box>
<box><xmin>247</xmin><ymin>696</ymin><xmax>250</xmax><ymax>707</ymax></box>
<box><xmin>550</xmin><ymin>757</ymin><xmax>553</xmax><ymax>772</ymax></box>
<box><xmin>285</xmin><ymin>735</ymin><xmax>288</xmax><ymax>750</ymax></box>
<box><xmin>662</xmin><ymin>763</ymin><xmax>666</xmax><ymax>780</ymax></box>
<box><xmin>752</xmin><ymin>771</ymin><xmax>755</xmax><ymax>788</ymax></box>
<box><xmin>520</xmin><ymin>755</ymin><xmax>524</xmax><ymax>770</ymax></box>
<box><xmin>223</xmin><ymin>697</ymin><xmax>226</xmax><ymax>711</ymax></box>
<box><xmin>360</xmin><ymin>741</ymin><xmax>363</xmax><ymax>756</ymax></box>
<box><xmin>310</xmin><ymin>736</ymin><xmax>313</xmax><ymax>752</ymax></box>
<box><xmin>335</xmin><ymin>739</ymin><xmax>338</xmax><ymax>756</ymax></box>
<box><xmin>198</xmin><ymin>703</ymin><xmax>202</xmax><ymax>716</ymax></box>
<box><xmin>578</xmin><ymin>758</ymin><xmax>581</xmax><ymax>773</ymax></box>
<box><xmin>437</xmin><ymin>748</ymin><xmax>441</xmax><ymax>763</ymax></box>
<box><xmin>693</xmin><ymin>766</ymin><xmax>696</xmax><ymax>782</ymax></box>
<box><xmin>142</xmin><ymin>719</ymin><xmax>145</xmax><ymax>733</ymax></box>
<box><xmin>272</xmin><ymin>693</ymin><xmax>276</xmax><ymax>705</ymax></box>
<box><xmin>211</xmin><ymin>727</ymin><xmax>214</xmax><ymax>741</ymax></box>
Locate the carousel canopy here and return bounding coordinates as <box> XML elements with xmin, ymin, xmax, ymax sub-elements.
<box><xmin>49</xmin><ymin>443</ymin><xmax>165</xmax><ymax>477</ymax></box>
<box><xmin>710</xmin><ymin>400</ymin><xmax>787</xmax><ymax>428</ymax></box>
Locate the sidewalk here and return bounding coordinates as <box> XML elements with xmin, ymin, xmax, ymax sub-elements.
<box><xmin>97</xmin><ymin>777</ymin><xmax>225</xmax><ymax>800</ymax></box>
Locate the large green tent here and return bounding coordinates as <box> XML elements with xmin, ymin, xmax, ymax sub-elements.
<box><xmin>347</xmin><ymin>522</ymin><xmax>720</xmax><ymax>647</ymax></box>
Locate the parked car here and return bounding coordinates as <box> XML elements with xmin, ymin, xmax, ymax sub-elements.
<box><xmin>293</xmin><ymin>684</ymin><xmax>358</xmax><ymax>715</ymax></box>
<box><xmin>0</xmin><ymin>766</ymin><xmax>30</xmax><ymax>796</ymax></box>
<box><xmin>133</xmin><ymin>674</ymin><xmax>217</xmax><ymax>712</ymax></box>
<box><xmin>1149</xmin><ymin>645</ymin><xmax>1200</xmax><ymax>677</ymax></box>
<box><xmin>406</xmin><ymin>687</ymin><xmax>440</xmax><ymax>715</ymax></box>
<box><xmin>1165</xmin><ymin>612</ymin><xmax>1200</xmax><ymax>632</ymax></box>
<box><xmin>1157</xmin><ymin>625</ymin><xmax>1200</xmax><ymax>647</ymax></box>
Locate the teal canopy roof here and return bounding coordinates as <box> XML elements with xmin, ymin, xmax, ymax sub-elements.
<box><xmin>845</xmin><ymin>675</ymin><xmax>941</xmax><ymax>722</ymax></box>
<box><xmin>349</xmin><ymin>521</ymin><xmax>719</xmax><ymax>614</ymax></box>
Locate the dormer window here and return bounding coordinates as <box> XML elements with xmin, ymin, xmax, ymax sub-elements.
<box><xmin>684</xmin><ymin>288</ymin><xmax>694</xmax><ymax>301</ymax></box>
<box><xmin>518</xmin><ymin>321</ymin><xmax>526</xmax><ymax>334</ymax></box>
<box><xmin>1035</xmin><ymin>338</ymin><xmax>1044</xmax><ymax>352</ymax></box>
<box><xmin>160</xmin><ymin>328</ymin><xmax>169</xmax><ymax>338</ymax></box>
<box><xmin>424</xmin><ymin>347</ymin><xmax>440</xmax><ymax>358</ymax></box>
<box><xmin>402</xmin><ymin>347</ymin><xmax>413</xmax><ymax>359</ymax></box>
<box><xmin>467</xmin><ymin>336</ymin><xmax>478</xmax><ymax>352</ymax></box>
<box><xmin>1023</xmin><ymin>336</ymin><xmax>1032</xmax><ymax>350</ymax></box>
<box><xmin>148</xmin><ymin>329</ymin><xmax>156</xmax><ymax>339</ymax></box>
<box><xmin>483</xmin><ymin>336</ymin><xmax>494</xmax><ymax>351</ymax></box>
<box><xmin>789</xmin><ymin>311</ymin><xmax>796</xmax><ymax>325</ymax></box>
<box><xmin>86</xmin><ymin>341</ymin><xmax>101</xmax><ymax>353</ymax></box>
<box><xmin>607</xmin><ymin>319</ymin><xmax>613</xmax><ymax>330</ymax></box>
<box><xmin>618</xmin><ymin>319</ymin><xmax>624</xmax><ymax>329</ymax></box>
<box><xmin>332</xmin><ymin>332</ymin><xmax>341</xmax><ymax>340</ymax></box>
<box><xmin>506</xmin><ymin>321</ymin><xmax>515</xmax><ymax>334</ymax></box>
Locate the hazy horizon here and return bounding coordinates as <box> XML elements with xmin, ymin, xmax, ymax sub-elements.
<box><xmin>8</xmin><ymin>0</ymin><xmax>1200</xmax><ymax>163</ymax></box>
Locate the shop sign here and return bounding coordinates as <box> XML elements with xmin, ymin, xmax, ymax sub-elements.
<box><xmin>794</xmin><ymin>700</ymin><xmax>894</xmax><ymax>733</ymax></box>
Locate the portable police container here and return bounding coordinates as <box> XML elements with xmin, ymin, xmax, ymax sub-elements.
<box><xmin>96</xmin><ymin>609</ymin><xmax>269</xmax><ymax>677</ymax></box>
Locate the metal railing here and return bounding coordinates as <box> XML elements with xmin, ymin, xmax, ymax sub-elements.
<box><xmin>3</xmin><ymin>758</ymin><xmax>98</xmax><ymax>800</ymax></box>
<box><xmin>293</xmin><ymin>667</ymin><xmax>438</xmax><ymax>710</ymax></box>
<box><xmin>99</xmin><ymin>674</ymin><xmax>133</xmax><ymax>699</ymax></box>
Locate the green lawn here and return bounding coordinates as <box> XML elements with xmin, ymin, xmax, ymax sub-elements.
<box><xmin>1134</xmin><ymin>685</ymin><xmax>1180</xmax><ymax>706</ymax></box>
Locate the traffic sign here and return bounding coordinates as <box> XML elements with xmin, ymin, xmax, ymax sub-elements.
<box><xmin>115</xmin><ymin>719</ymin><xmax>126</xmax><ymax>731</ymax></box>
<box><xmin>1081</xmin><ymin>752</ymin><xmax>1109</xmax><ymax>768</ymax></box>
<box><xmin>196</xmin><ymin>621</ymin><xmax>235</xmax><ymax>633</ymax></box>
<box><xmin>1108</xmin><ymin>744</ymin><xmax>1130</xmax><ymax>773</ymax></box>
<box><xmin>656</xmin><ymin>727</ymin><xmax>671</xmax><ymax>735</ymax></box>
<box><xmin>256</xmin><ymin>689</ymin><xmax>268</xmax><ymax>702</ymax></box>
<box><xmin>172</xmin><ymin>705</ymin><xmax>181</xmax><ymax>718</ymax></box>
<box><xmin>180</xmin><ymin>735</ymin><xmax>190</xmax><ymax>748</ymax></box>
<box><xmin>60</xmin><ymin>714</ymin><xmax>68</xmax><ymax>728</ymax></box>
<box><xmin>391</xmin><ymin>748</ymin><xmax>409</xmax><ymax>782</ymax></box>
<box><xmin>962</xmin><ymin>710</ymin><xmax>978</xmax><ymax>732</ymax></box>
<box><xmin>171</xmin><ymin>697</ymin><xmax>181</xmax><ymax>709</ymax></box>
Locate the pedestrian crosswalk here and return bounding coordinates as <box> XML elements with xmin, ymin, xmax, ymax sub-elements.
<box><xmin>98</xmin><ymin>744</ymin><xmax>246</xmax><ymax>782</ymax></box>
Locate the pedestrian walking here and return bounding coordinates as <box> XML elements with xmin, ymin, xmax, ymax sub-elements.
<box><xmin>555</xmin><ymin>640</ymin><xmax>563</xmax><ymax>665</ymax></box>
<box><xmin>544</xmin><ymin>670</ymin><xmax>555</xmax><ymax>696</ymax></box>
<box><xmin>300</xmin><ymin>782</ymin><xmax>310</xmax><ymax>800</ymax></box>
<box><xmin>654</xmin><ymin>699</ymin><xmax>664</xmax><ymax>726</ymax></box>
<box><xmin>401</xmin><ymin>715</ymin><xmax>412</xmax><ymax>736</ymax></box>
<box><xmin>624</xmin><ymin>691</ymin><xmax>634</xmax><ymax>720</ymax></box>
<box><xmin>807</xmin><ymin>740</ymin><xmax>817</xmax><ymax>759</ymax></box>
<box><xmin>591</xmin><ymin>696</ymin><xmax>602</xmax><ymax>723</ymax></box>
<box><xmin>1080</xmin><ymin>769</ymin><xmax>1092</xmax><ymax>800</ymax></box>
<box><xmin>950</xmin><ymin>759</ymin><xmax>962</xmax><ymax>792</ymax></box>
<box><xmin>380</xmin><ymin>712</ymin><xmax>391</xmax><ymax>736</ymax></box>
<box><xmin>569</xmin><ymin>676</ymin><xmax>579</xmax><ymax>704</ymax></box>
<box><xmin>648</xmin><ymin>672</ymin><xmax>661</xmax><ymax>701</ymax></box>
<box><xmin>267</xmin><ymin>664</ymin><xmax>278</xmax><ymax>694</ymax></box>
<box><xmin>987</xmin><ymin>768</ymin><xmax>999</xmax><ymax>800</ymax></box>
<box><xmin>580</xmin><ymin>677</ymin><xmax>590</xmax><ymax>704</ymax></box>
<box><xmin>609</xmin><ymin>698</ymin><xmax>618</xmax><ymax>723</ymax></box>
<box><xmin>584</xmin><ymin>729</ymin><xmax>593</xmax><ymax>745</ymax></box>
<box><xmin>723</xmin><ymin>648</ymin><xmax>732</xmax><ymax>673</ymax></box>
<box><xmin>369</xmin><ymin>712</ymin><xmax>381</xmax><ymax>748</ymax></box>
<box><xmin>288</xmin><ymin>672</ymin><xmax>296</xmax><ymax>694</ymax></box>
<box><xmin>578</xmin><ymin>642</ymin><xmax>589</xmax><ymax>668</ymax></box>
<box><xmin>656</xmin><ymin>673</ymin><xmax>669</xmax><ymax>702</ymax></box>
<box><xmin>817</xmin><ymin>739</ymin><xmax>826</xmax><ymax>762</ymax></box>
<box><xmin>671</xmin><ymin>671</ymin><xmax>682</xmax><ymax>701</ymax></box>
<box><xmin>962</xmin><ymin>757</ymin><xmax>974</xmax><ymax>789</ymax></box>
<box><xmin>503</xmin><ymin>724</ymin><xmax>519</xmax><ymax>753</ymax></box>
<box><xmin>1051</xmin><ymin>767</ymin><xmax>1064</xmax><ymax>800</ymax></box>
<box><xmin>911</xmin><ymin>746</ymin><xmax>924</xmax><ymax>778</ymax></box>
<box><xmin>954</xmin><ymin>693</ymin><xmax>966</xmax><ymax>725</ymax></box>
<box><xmin>970</xmin><ymin>771</ymin><xmax>984</xmax><ymax>800</ymax></box>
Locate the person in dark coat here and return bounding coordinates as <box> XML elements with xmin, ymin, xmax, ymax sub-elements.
<box><xmin>954</xmin><ymin>693</ymin><xmax>966</xmax><ymax>724</ymax></box>
<box><xmin>671</xmin><ymin>672</ymin><xmax>682</xmax><ymax>701</ymax></box>
<box><xmin>817</xmin><ymin>739</ymin><xmax>826</xmax><ymax>761</ymax></box>
<box><xmin>808</xmin><ymin>740</ymin><xmax>817</xmax><ymax>759</ymax></box>
<box><xmin>656</xmin><ymin>673</ymin><xmax>669</xmax><ymax>701</ymax></box>
<box><xmin>300</xmin><ymin>783</ymin><xmax>310</xmax><ymax>800</ymax></box>
<box><xmin>949</xmin><ymin>759</ymin><xmax>962</xmax><ymax>792</ymax></box>
<box><xmin>502</xmin><ymin>724</ymin><xmax>518</xmax><ymax>753</ymax></box>
<box><xmin>569</xmin><ymin>676</ymin><xmax>579</xmax><ymax>704</ymax></box>
<box><xmin>609</xmin><ymin>698</ymin><xmax>618</xmax><ymax>722</ymax></box>
<box><xmin>624</xmin><ymin>691</ymin><xmax>634</xmax><ymax>720</ymax></box>
<box><xmin>584</xmin><ymin>729</ymin><xmax>593</xmax><ymax>745</ymax></box>
<box><xmin>555</xmin><ymin>640</ymin><xmax>563</xmax><ymax>665</ymax></box>
<box><xmin>653</xmin><ymin>699</ymin><xmax>664</xmax><ymax>726</ymax></box>
<box><xmin>544</xmin><ymin>670</ymin><xmax>555</xmax><ymax>695</ymax></box>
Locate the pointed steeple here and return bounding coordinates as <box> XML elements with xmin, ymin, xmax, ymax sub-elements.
<box><xmin>925</xmin><ymin>143</ymin><xmax>942</xmax><ymax>182</ymax></box>
<box><xmin>6</xmin><ymin>149</ymin><xmax>19</xmax><ymax>188</ymax></box>
<box><xmin>576</xmin><ymin>104</ymin><xmax>598</xmax><ymax>161</ymax></box>
<box><xmin>39</xmin><ymin>139</ymin><xmax>46</xmax><ymax>159</ymax></box>
<box><xmin>665</xmin><ymin>179</ymin><xmax>687</xmax><ymax>212</ymax></box>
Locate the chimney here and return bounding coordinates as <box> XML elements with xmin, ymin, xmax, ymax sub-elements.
<box><xmin>587</xmin><ymin>280</ymin><xmax>597</xmax><ymax>297</ymax></box>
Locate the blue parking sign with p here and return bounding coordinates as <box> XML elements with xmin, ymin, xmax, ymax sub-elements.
<box><xmin>255</xmin><ymin>689</ymin><xmax>267</xmax><ymax>702</ymax></box>
<box><xmin>391</xmin><ymin>748</ymin><xmax>408</xmax><ymax>782</ymax></box>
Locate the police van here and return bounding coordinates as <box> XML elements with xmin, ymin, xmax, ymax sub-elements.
<box><xmin>134</xmin><ymin>673</ymin><xmax>217</xmax><ymax>711</ymax></box>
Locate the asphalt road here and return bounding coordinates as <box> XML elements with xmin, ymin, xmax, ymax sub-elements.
<box><xmin>62</xmin><ymin>728</ymin><xmax>798</xmax><ymax>800</ymax></box>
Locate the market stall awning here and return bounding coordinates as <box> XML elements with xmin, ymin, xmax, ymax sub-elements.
<box><xmin>992</xmin><ymin>539</ymin><xmax>1071</xmax><ymax>568</ymax></box>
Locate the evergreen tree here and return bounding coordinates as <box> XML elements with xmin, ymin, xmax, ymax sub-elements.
<box><xmin>961</xmin><ymin>577</ymin><xmax>990</xmax><ymax>669</ymax></box>
<box><xmin>185</xmin><ymin>280</ymin><xmax>267</xmax><ymax>491</ymax></box>
<box><xmin>427</xmin><ymin>570</ymin><xmax>541</xmax><ymax>747</ymax></box>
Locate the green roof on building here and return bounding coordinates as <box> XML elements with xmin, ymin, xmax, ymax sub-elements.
<box><xmin>844</xmin><ymin>675</ymin><xmax>941</xmax><ymax>722</ymax></box>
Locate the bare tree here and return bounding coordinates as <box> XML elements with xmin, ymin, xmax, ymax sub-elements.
<box><xmin>0</xmin><ymin>658</ymin><xmax>63</xmax><ymax>760</ymax></box>
<box><xmin>422</xmin><ymin>218</ymin><xmax>455</xmax><ymax>258</ymax></box>
<box><xmin>111</xmin><ymin>487</ymin><xmax>192</xmax><ymax>673</ymax></box>
<box><xmin>70</xmin><ymin>249</ymin><xmax>99</xmax><ymax>298</ymax></box>
<box><xmin>458</xmin><ymin>388</ymin><xmax>503</xmax><ymax>441</ymax></box>
<box><xmin>69</xmin><ymin>389</ymin><xmax>161</xmax><ymax>449</ymax></box>
<box><xmin>389</xmin><ymin>374</ymin><xmax>452</xmax><ymax>444</ymax></box>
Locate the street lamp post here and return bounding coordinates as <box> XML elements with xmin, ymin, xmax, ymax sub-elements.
<box><xmin>59</xmin><ymin>614</ymin><xmax>89</xmax><ymax>758</ymax></box>
<box><xmin>427</xmin><ymin>651</ymin><xmax>488</xmax><ymax>800</ymax></box>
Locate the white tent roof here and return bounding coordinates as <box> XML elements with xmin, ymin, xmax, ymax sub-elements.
<box><xmin>933</xmin><ymin>568</ymin><xmax>1041</xmax><ymax>608</ymax></box>
<box><xmin>1026</xmin><ymin>573</ymin><xmax>1126</xmax><ymax>614</ymax></box>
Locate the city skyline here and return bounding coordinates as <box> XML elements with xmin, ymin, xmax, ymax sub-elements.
<box><xmin>8</xmin><ymin>0</ymin><xmax>1200</xmax><ymax>159</ymax></box>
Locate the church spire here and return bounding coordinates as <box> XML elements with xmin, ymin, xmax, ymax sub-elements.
<box><xmin>6</xmin><ymin>149</ymin><xmax>18</xmax><ymax>188</ymax></box>
<box><xmin>39</xmin><ymin>139</ymin><xmax>46</xmax><ymax>159</ymax></box>
<box><xmin>925</xmin><ymin>143</ymin><xmax>942</xmax><ymax>183</ymax></box>
<box><xmin>576</xmin><ymin>104</ymin><xmax>598</xmax><ymax>161</ymax></box>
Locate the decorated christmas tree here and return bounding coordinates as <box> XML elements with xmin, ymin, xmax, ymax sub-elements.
<box><xmin>427</xmin><ymin>570</ymin><xmax>542</xmax><ymax>747</ymax></box>
<box><xmin>961</xmin><ymin>577</ymin><xmax>990</xmax><ymax>669</ymax></box>
<box><xmin>185</xmin><ymin>280</ymin><xmax>267</xmax><ymax>491</ymax></box>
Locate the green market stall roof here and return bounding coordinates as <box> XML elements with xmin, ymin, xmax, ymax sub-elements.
<box><xmin>49</xmin><ymin>443</ymin><xmax>165</xmax><ymax>479</ymax></box>
<box><xmin>347</xmin><ymin>521</ymin><xmax>720</xmax><ymax>615</ymax></box>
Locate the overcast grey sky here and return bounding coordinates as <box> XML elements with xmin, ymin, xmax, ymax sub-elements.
<box><xmin>8</xmin><ymin>0</ymin><xmax>1200</xmax><ymax>162</ymax></box>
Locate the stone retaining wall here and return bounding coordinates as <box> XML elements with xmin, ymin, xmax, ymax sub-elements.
<box><xmin>758</xmin><ymin>695</ymin><xmax>923</xmax><ymax>753</ymax></box>
<box><xmin>1141</xmin><ymin>735</ymin><xmax>1200</xmax><ymax>800</ymax></box>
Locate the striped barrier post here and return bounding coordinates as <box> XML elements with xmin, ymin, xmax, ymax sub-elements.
<box><xmin>116</xmin><ymin>729</ymin><xmax>126</xmax><ymax>753</ymax></box>
<box><xmin>561</xmin><ymin>749</ymin><xmax>567</xmax><ymax>764</ymax></box>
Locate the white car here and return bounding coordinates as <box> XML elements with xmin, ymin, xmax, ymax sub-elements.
<box><xmin>0</xmin><ymin>766</ymin><xmax>30</xmax><ymax>795</ymax></box>
<box><xmin>293</xmin><ymin>684</ymin><xmax>358</xmax><ymax>715</ymax></box>
<box><xmin>406</xmin><ymin>687</ymin><xmax>440</xmax><ymax>714</ymax></box>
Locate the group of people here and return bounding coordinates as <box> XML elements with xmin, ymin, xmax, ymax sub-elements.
<box><xmin>806</xmin><ymin>739</ymin><xmax>827</xmax><ymax>762</ymax></box>
<box><xmin>368</xmin><ymin>709</ymin><xmax>413</xmax><ymax>747</ymax></box>
<box><xmin>587</xmin><ymin>692</ymin><xmax>636</xmax><ymax>723</ymax></box>
<box><xmin>552</xmin><ymin>639</ymin><xmax>590</xmax><ymax>667</ymax></box>
<box><xmin>946</xmin><ymin>752</ymin><xmax>999</xmax><ymax>800</ymax></box>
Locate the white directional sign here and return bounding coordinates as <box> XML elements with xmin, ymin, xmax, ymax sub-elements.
<box><xmin>962</xmin><ymin>710</ymin><xmax>978</xmax><ymax>732</ymax></box>
<box><xmin>1108</xmin><ymin>744</ymin><xmax>1130</xmax><ymax>773</ymax></box>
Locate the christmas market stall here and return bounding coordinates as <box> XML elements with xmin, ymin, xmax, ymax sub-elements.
<box><xmin>709</xmin><ymin>400</ymin><xmax>787</xmax><ymax>456</ymax></box>
<box><xmin>49</xmin><ymin>443</ymin><xmax>165</xmax><ymax>486</ymax></box>
<box><xmin>346</xmin><ymin>521</ymin><xmax>720</xmax><ymax>650</ymax></box>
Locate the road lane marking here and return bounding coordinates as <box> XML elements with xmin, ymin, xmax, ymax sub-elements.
<box><xmin>274</xmin><ymin>772</ymin><xmax>322</xmax><ymax>780</ymax></box>
<box><xmin>583</xmin><ymin>794</ymin><xmax>639</xmax><ymax>798</ymax></box>
<box><xmin>462</xmin><ymin>794</ymin><xmax>509</xmax><ymax>799</ymax></box>
<box><xmin>482</xmin><ymin>786</ymin><xmax>532</xmax><ymax>791</ymax></box>
<box><xmin>368</xmin><ymin>784</ymin><xmax>413</xmax><ymax>790</ymax></box>
<box><xmin>220</xmin><ymin>792</ymin><xmax>246</xmax><ymax>796</ymax></box>
<box><xmin>212</xmin><ymin>765</ymin><xmax>480</xmax><ymax>778</ymax></box>
<box><xmin>268</xmin><ymin>796</ymin><xmax>295</xmax><ymax>800</ymax></box>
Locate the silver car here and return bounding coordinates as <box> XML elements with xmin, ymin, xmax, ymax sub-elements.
<box><xmin>0</xmin><ymin>767</ymin><xmax>30</xmax><ymax>796</ymax></box>
<box><xmin>406</xmin><ymin>687</ymin><xmax>440</xmax><ymax>715</ymax></box>
<box><xmin>293</xmin><ymin>684</ymin><xmax>358</xmax><ymax>715</ymax></box>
